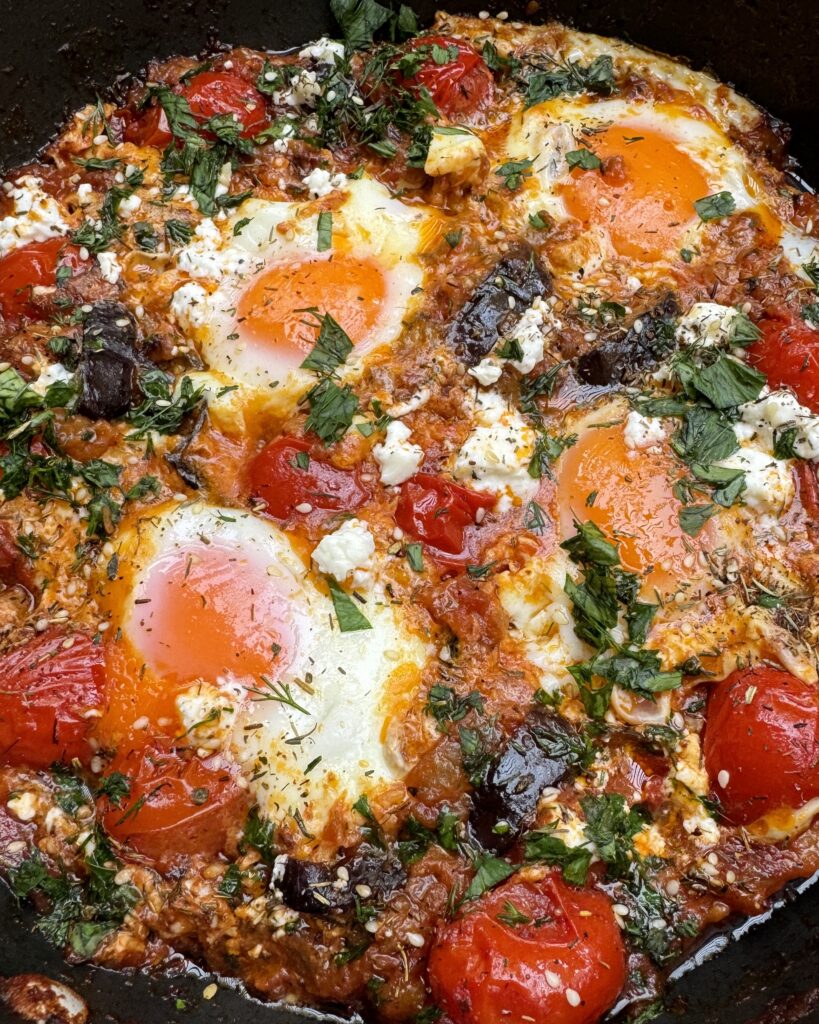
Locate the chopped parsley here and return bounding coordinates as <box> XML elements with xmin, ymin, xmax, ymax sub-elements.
<box><xmin>326</xmin><ymin>577</ymin><xmax>373</xmax><ymax>632</ymax></box>
<box><xmin>693</xmin><ymin>191</ymin><xmax>736</xmax><ymax>222</ymax></box>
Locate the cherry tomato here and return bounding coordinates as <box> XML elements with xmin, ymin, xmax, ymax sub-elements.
<box><xmin>124</xmin><ymin>71</ymin><xmax>268</xmax><ymax>148</ymax></box>
<box><xmin>100</xmin><ymin>744</ymin><xmax>250</xmax><ymax>866</ymax></box>
<box><xmin>703</xmin><ymin>665</ymin><xmax>819</xmax><ymax>825</ymax></box>
<box><xmin>0</xmin><ymin>521</ymin><xmax>35</xmax><ymax>592</ymax></box>
<box><xmin>0</xmin><ymin>239</ymin><xmax>84</xmax><ymax>322</ymax></box>
<box><xmin>428</xmin><ymin>872</ymin><xmax>627</xmax><ymax>1024</ymax></box>
<box><xmin>395</xmin><ymin>473</ymin><xmax>494</xmax><ymax>558</ymax></box>
<box><xmin>0</xmin><ymin>630</ymin><xmax>106</xmax><ymax>768</ymax></box>
<box><xmin>399</xmin><ymin>35</ymin><xmax>495</xmax><ymax>118</ymax></box>
<box><xmin>747</xmin><ymin>317</ymin><xmax>819</xmax><ymax>412</ymax></box>
<box><xmin>249</xmin><ymin>435</ymin><xmax>370</xmax><ymax>519</ymax></box>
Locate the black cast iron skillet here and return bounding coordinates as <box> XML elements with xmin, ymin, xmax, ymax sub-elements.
<box><xmin>1</xmin><ymin>1</ymin><xmax>818</xmax><ymax>1021</ymax></box>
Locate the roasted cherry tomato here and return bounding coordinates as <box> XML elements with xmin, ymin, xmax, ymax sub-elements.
<box><xmin>0</xmin><ymin>238</ymin><xmax>84</xmax><ymax>322</ymax></box>
<box><xmin>703</xmin><ymin>665</ymin><xmax>819</xmax><ymax>825</ymax></box>
<box><xmin>100</xmin><ymin>744</ymin><xmax>249</xmax><ymax>866</ymax></box>
<box><xmin>0</xmin><ymin>630</ymin><xmax>106</xmax><ymax>767</ymax></box>
<box><xmin>428</xmin><ymin>871</ymin><xmax>627</xmax><ymax>1024</ymax></box>
<box><xmin>399</xmin><ymin>35</ymin><xmax>494</xmax><ymax>118</ymax></box>
<box><xmin>395</xmin><ymin>473</ymin><xmax>494</xmax><ymax>558</ymax></box>
<box><xmin>249</xmin><ymin>435</ymin><xmax>370</xmax><ymax>519</ymax></box>
<box><xmin>124</xmin><ymin>71</ymin><xmax>268</xmax><ymax>148</ymax></box>
<box><xmin>747</xmin><ymin>317</ymin><xmax>819</xmax><ymax>412</ymax></box>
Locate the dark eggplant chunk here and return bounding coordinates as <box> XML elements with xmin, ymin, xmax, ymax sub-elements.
<box><xmin>75</xmin><ymin>301</ymin><xmax>142</xmax><ymax>420</ymax></box>
<box><xmin>575</xmin><ymin>293</ymin><xmax>679</xmax><ymax>386</ymax></box>
<box><xmin>165</xmin><ymin>405</ymin><xmax>207</xmax><ymax>489</ymax></box>
<box><xmin>469</xmin><ymin>709</ymin><xmax>584</xmax><ymax>853</ymax></box>
<box><xmin>277</xmin><ymin>846</ymin><xmax>406</xmax><ymax>915</ymax></box>
<box><xmin>447</xmin><ymin>246</ymin><xmax>551</xmax><ymax>366</ymax></box>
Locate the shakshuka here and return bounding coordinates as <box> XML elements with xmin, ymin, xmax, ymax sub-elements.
<box><xmin>0</xmin><ymin>4</ymin><xmax>818</xmax><ymax>1022</ymax></box>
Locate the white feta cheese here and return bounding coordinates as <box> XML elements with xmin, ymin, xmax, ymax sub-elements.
<box><xmin>176</xmin><ymin>683</ymin><xmax>237</xmax><ymax>750</ymax></box>
<box><xmin>386</xmin><ymin>388</ymin><xmax>430</xmax><ymax>417</ymax></box>
<box><xmin>737</xmin><ymin>389</ymin><xmax>819</xmax><ymax>461</ymax></box>
<box><xmin>0</xmin><ymin>175</ymin><xmax>69</xmax><ymax>257</ymax></box>
<box><xmin>97</xmin><ymin>250</ymin><xmax>122</xmax><ymax>284</ymax></box>
<box><xmin>302</xmin><ymin>167</ymin><xmax>347</xmax><ymax>199</ymax></box>
<box><xmin>423</xmin><ymin>128</ymin><xmax>486</xmax><ymax>183</ymax></box>
<box><xmin>452</xmin><ymin>391</ymin><xmax>538</xmax><ymax>509</ymax></box>
<box><xmin>31</xmin><ymin>362</ymin><xmax>74</xmax><ymax>396</ymax></box>
<box><xmin>676</xmin><ymin>302</ymin><xmax>742</xmax><ymax>349</ymax></box>
<box><xmin>623</xmin><ymin>409</ymin><xmax>668</xmax><ymax>450</ymax></box>
<box><xmin>373</xmin><ymin>420</ymin><xmax>424</xmax><ymax>485</ymax></box>
<box><xmin>299</xmin><ymin>37</ymin><xmax>345</xmax><ymax>64</ymax></box>
<box><xmin>275</xmin><ymin>69</ymin><xmax>322</xmax><ymax>109</ymax></box>
<box><xmin>77</xmin><ymin>182</ymin><xmax>94</xmax><ymax>206</ymax></box>
<box><xmin>176</xmin><ymin>218</ymin><xmax>259</xmax><ymax>279</ymax></box>
<box><xmin>170</xmin><ymin>282</ymin><xmax>211</xmax><ymax>329</ymax></box>
<box><xmin>119</xmin><ymin>192</ymin><xmax>142</xmax><ymax>214</ymax></box>
<box><xmin>505</xmin><ymin>298</ymin><xmax>546</xmax><ymax>374</ymax></box>
<box><xmin>312</xmin><ymin>518</ymin><xmax>375</xmax><ymax>582</ymax></box>
<box><xmin>718</xmin><ymin>445</ymin><xmax>794</xmax><ymax>514</ymax></box>
<box><xmin>468</xmin><ymin>358</ymin><xmax>503</xmax><ymax>386</ymax></box>
<box><xmin>7</xmin><ymin>791</ymin><xmax>39</xmax><ymax>822</ymax></box>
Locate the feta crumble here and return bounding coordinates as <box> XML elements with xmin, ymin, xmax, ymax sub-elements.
<box><xmin>676</xmin><ymin>302</ymin><xmax>742</xmax><ymax>349</ymax></box>
<box><xmin>623</xmin><ymin>409</ymin><xmax>668</xmax><ymax>450</ymax></box>
<box><xmin>736</xmin><ymin>389</ymin><xmax>819</xmax><ymax>461</ymax></box>
<box><xmin>298</xmin><ymin>37</ymin><xmax>345</xmax><ymax>64</ymax></box>
<box><xmin>176</xmin><ymin>218</ymin><xmax>259</xmax><ymax>279</ymax></box>
<box><xmin>97</xmin><ymin>250</ymin><xmax>122</xmax><ymax>284</ymax></box>
<box><xmin>31</xmin><ymin>362</ymin><xmax>74</xmax><ymax>396</ymax></box>
<box><xmin>0</xmin><ymin>175</ymin><xmax>69</xmax><ymax>257</ymax></box>
<box><xmin>170</xmin><ymin>282</ymin><xmax>211</xmax><ymax>329</ymax></box>
<box><xmin>718</xmin><ymin>446</ymin><xmax>794</xmax><ymax>514</ymax></box>
<box><xmin>302</xmin><ymin>167</ymin><xmax>348</xmax><ymax>199</ymax></box>
<box><xmin>373</xmin><ymin>420</ymin><xmax>424</xmax><ymax>485</ymax></box>
<box><xmin>312</xmin><ymin>518</ymin><xmax>375</xmax><ymax>582</ymax></box>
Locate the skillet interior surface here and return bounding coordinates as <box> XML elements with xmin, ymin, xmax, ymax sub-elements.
<box><xmin>0</xmin><ymin>1</ymin><xmax>818</xmax><ymax>1021</ymax></box>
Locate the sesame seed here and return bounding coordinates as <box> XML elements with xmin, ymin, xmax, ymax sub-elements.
<box><xmin>405</xmin><ymin>931</ymin><xmax>425</xmax><ymax>948</ymax></box>
<box><xmin>717</xmin><ymin>770</ymin><xmax>730</xmax><ymax>788</ymax></box>
<box><xmin>93</xmin><ymin>133</ymin><xmax>108</xmax><ymax>145</ymax></box>
<box><xmin>665</xmin><ymin>879</ymin><xmax>680</xmax><ymax>897</ymax></box>
<box><xmin>726</xmin><ymin>870</ymin><xmax>737</xmax><ymax>884</ymax></box>
<box><xmin>478</xmin><ymin>9</ymin><xmax>490</xmax><ymax>18</ymax></box>
<box><xmin>295</xmin><ymin>502</ymin><xmax>313</xmax><ymax>513</ymax></box>
<box><xmin>565</xmin><ymin>989</ymin><xmax>581</xmax><ymax>1007</ymax></box>
<box><xmin>544</xmin><ymin>971</ymin><xmax>560</xmax><ymax>988</ymax></box>
<box><xmin>355</xmin><ymin>883</ymin><xmax>372</xmax><ymax>898</ymax></box>
<box><xmin>202</xmin><ymin>983</ymin><xmax>218</xmax><ymax>1001</ymax></box>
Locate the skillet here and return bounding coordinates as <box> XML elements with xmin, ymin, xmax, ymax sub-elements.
<box><xmin>0</xmin><ymin>1</ymin><xmax>818</xmax><ymax>1021</ymax></box>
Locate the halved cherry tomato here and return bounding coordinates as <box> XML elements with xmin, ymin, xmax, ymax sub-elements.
<box><xmin>395</xmin><ymin>473</ymin><xmax>494</xmax><ymax>558</ymax></box>
<box><xmin>747</xmin><ymin>317</ymin><xmax>819</xmax><ymax>412</ymax></box>
<box><xmin>0</xmin><ymin>239</ymin><xmax>84</xmax><ymax>322</ymax></box>
<box><xmin>428</xmin><ymin>871</ymin><xmax>627</xmax><ymax>1024</ymax></box>
<box><xmin>0</xmin><ymin>630</ymin><xmax>106</xmax><ymax>768</ymax></box>
<box><xmin>249</xmin><ymin>435</ymin><xmax>370</xmax><ymax>519</ymax></box>
<box><xmin>0</xmin><ymin>521</ymin><xmax>35</xmax><ymax>592</ymax></box>
<box><xmin>124</xmin><ymin>71</ymin><xmax>268</xmax><ymax>148</ymax></box>
<box><xmin>703</xmin><ymin>665</ymin><xmax>819</xmax><ymax>825</ymax></box>
<box><xmin>399</xmin><ymin>35</ymin><xmax>495</xmax><ymax>118</ymax></box>
<box><xmin>100</xmin><ymin>743</ymin><xmax>250</xmax><ymax>867</ymax></box>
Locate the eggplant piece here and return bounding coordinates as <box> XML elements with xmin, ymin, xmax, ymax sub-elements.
<box><xmin>277</xmin><ymin>846</ymin><xmax>406</xmax><ymax>915</ymax></box>
<box><xmin>165</xmin><ymin>405</ymin><xmax>207</xmax><ymax>490</ymax></box>
<box><xmin>447</xmin><ymin>246</ymin><xmax>550</xmax><ymax>366</ymax></box>
<box><xmin>469</xmin><ymin>709</ymin><xmax>584</xmax><ymax>853</ymax></box>
<box><xmin>575</xmin><ymin>293</ymin><xmax>679</xmax><ymax>386</ymax></box>
<box><xmin>75</xmin><ymin>301</ymin><xmax>142</xmax><ymax>420</ymax></box>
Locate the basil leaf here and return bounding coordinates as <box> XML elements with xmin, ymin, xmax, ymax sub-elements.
<box><xmin>327</xmin><ymin>577</ymin><xmax>372</xmax><ymax>632</ymax></box>
<box><xmin>495</xmin><ymin>159</ymin><xmax>534</xmax><ymax>190</ymax></box>
<box><xmin>679</xmin><ymin>503</ymin><xmax>718</xmax><ymax>536</ymax></box>
<box><xmin>330</xmin><ymin>0</ymin><xmax>391</xmax><ymax>48</ymax></box>
<box><xmin>688</xmin><ymin>354</ymin><xmax>765</xmax><ymax>409</ymax></box>
<box><xmin>301</xmin><ymin>313</ymin><xmax>354</xmax><ymax>374</ymax></box>
<box><xmin>316</xmin><ymin>210</ymin><xmax>333</xmax><ymax>252</ymax></box>
<box><xmin>671</xmin><ymin>406</ymin><xmax>738</xmax><ymax>465</ymax></box>
<box><xmin>304</xmin><ymin>378</ymin><xmax>359</xmax><ymax>443</ymax></box>
<box><xmin>693</xmin><ymin>191</ymin><xmax>735</xmax><ymax>221</ymax></box>
<box><xmin>566</xmin><ymin>148</ymin><xmax>602</xmax><ymax>171</ymax></box>
<box><xmin>464</xmin><ymin>854</ymin><xmax>514</xmax><ymax>901</ymax></box>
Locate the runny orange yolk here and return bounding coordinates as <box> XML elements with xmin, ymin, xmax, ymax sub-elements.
<box><xmin>99</xmin><ymin>543</ymin><xmax>293</xmax><ymax>744</ymax></box>
<box><xmin>558</xmin><ymin>424</ymin><xmax>700</xmax><ymax>592</ymax></box>
<box><xmin>237</xmin><ymin>253</ymin><xmax>388</xmax><ymax>359</ymax></box>
<box><xmin>559</xmin><ymin>124</ymin><xmax>708</xmax><ymax>262</ymax></box>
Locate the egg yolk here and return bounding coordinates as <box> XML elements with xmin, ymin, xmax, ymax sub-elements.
<box><xmin>99</xmin><ymin>541</ymin><xmax>295</xmax><ymax>744</ymax></box>
<box><xmin>559</xmin><ymin>124</ymin><xmax>708</xmax><ymax>262</ymax></box>
<box><xmin>558</xmin><ymin>424</ymin><xmax>699</xmax><ymax>592</ymax></box>
<box><xmin>237</xmin><ymin>253</ymin><xmax>388</xmax><ymax>360</ymax></box>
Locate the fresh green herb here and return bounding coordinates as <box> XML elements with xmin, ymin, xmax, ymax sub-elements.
<box><xmin>523</xmin><ymin>54</ymin><xmax>615</xmax><ymax>109</ymax></box>
<box><xmin>693</xmin><ymin>191</ymin><xmax>735</xmax><ymax>222</ymax></box>
<box><xmin>496</xmin><ymin>900</ymin><xmax>532</xmax><ymax>926</ymax></box>
<box><xmin>352</xmin><ymin>793</ymin><xmax>385</xmax><ymax>849</ymax></box>
<box><xmin>680</xmin><ymin>248</ymin><xmax>694</xmax><ymax>263</ymax></box>
<box><xmin>727</xmin><ymin>311</ymin><xmax>762</xmax><ymax>347</ymax></box>
<box><xmin>52</xmin><ymin>766</ymin><xmax>91</xmax><ymax>813</ymax></box>
<box><xmin>519</xmin><ymin>362</ymin><xmax>565</xmax><ymax>420</ymax></box>
<box><xmin>247</xmin><ymin>675</ymin><xmax>310</xmax><ymax>715</ymax></box>
<box><xmin>96</xmin><ymin>772</ymin><xmax>131</xmax><ymax>807</ymax></box>
<box><xmin>524</xmin><ymin>828</ymin><xmax>593</xmax><ymax>885</ymax></box>
<box><xmin>126</xmin><ymin>371</ymin><xmax>205</xmax><ymax>439</ymax></box>
<box><xmin>330</xmin><ymin>0</ymin><xmax>392</xmax><ymax>49</ymax></box>
<box><xmin>678</xmin><ymin>503</ymin><xmax>718</xmax><ymax>536</ymax></box>
<box><xmin>218</xmin><ymin>863</ymin><xmax>243</xmax><ymax>898</ymax></box>
<box><xmin>241</xmin><ymin>806</ymin><xmax>276</xmax><ymax>864</ymax></box>
<box><xmin>304</xmin><ymin>378</ymin><xmax>359</xmax><ymax>444</ymax></box>
<box><xmin>495</xmin><ymin>159</ymin><xmax>533</xmax><ymax>190</ymax></box>
<box><xmin>773</xmin><ymin>427</ymin><xmax>799</xmax><ymax>460</ymax></box>
<box><xmin>684</xmin><ymin>353</ymin><xmax>765</xmax><ymax>409</ymax></box>
<box><xmin>327</xmin><ymin>577</ymin><xmax>372</xmax><ymax>632</ymax></box>
<box><xmin>581</xmin><ymin>793</ymin><xmax>645</xmax><ymax>877</ymax></box>
<box><xmin>566</xmin><ymin>147</ymin><xmax>602</xmax><ymax>171</ymax></box>
<box><xmin>802</xmin><ymin>259</ymin><xmax>819</xmax><ymax>291</ymax></box>
<box><xmin>528</xmin><ymin>431</ymin><xmax>577</xmax><ymax>479</ymax></box>
<box><xmin>481</xmin><ymin>40</ymin><xmax>520</xmax><ymax>76</ymax></box>
<box><xmin>444</xmin><ymin>229</ymin><xmax>463</xmax><ymax>248</ymax></box>
<box><xmin>300</xmin><ymin>312</ymin><xmax>353</xmax><ymax>373</ymax></box>
<box><xmin>458</xmin><ymin>723</ymin><xmax>496</xmax><ymax>788</ymax></box>
<box><xmin>464</xmin><ymin>854</ymin><xmax>514</xmax><ymax>901</ymax></box>
<box><xmin>497</xmin><ymin>337</ymin><xmax>524</xmax><ymax>361</ymax></box>
<box><xmin>405</xmin><ymin>542</ymin><xmax>424</xmax><ymax>572</ymax></box>
<box><xmin>528</xmin><ymin>210</ymin><xmax>551</xmax><ymax>230</ymax></box>
<box><xmin>317</xmin><ymin>210</ymin><xmax>333</xmax><ymax>252</ymax></box>
<box><xmin>426</xmin><ymin>685</ymin><xmax>484</xmax><ymax>726</ymax></box>
<box><xmin>466</xmin><ymin>561</ymin><xmax>496</xmax><ymax>579</ymax></box>
<box><xmin>523</xmin><ymin>499</ymin><xmax>548</xmax><ymax>534</ymax></box>
<box><xmin>165</xmin><ymin>219</ymin><xmax>193</xmax><ymax>246</ymax></box>
<box><xmin>233</xmin><ymin>217</ymin><xmax>252</xmax><ymax>237</ymax></box>
<box><xmin>74</xmin><ymin>156</ymin><xmax>121</xmax><ymax>171</ymax></box>
<box><xmin>132</xmin><ymin>221</ymin><xmax>158</xmax><ymax>252</ymax></box>
<box><xmin>803</xmin><ymin>303</ymin><xmax>819</xmax><ymax>328</ymax></box>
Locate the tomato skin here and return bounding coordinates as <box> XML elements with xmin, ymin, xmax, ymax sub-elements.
<box><xmin>703</xmin><ymin>666</ymin><xmax>819</xmax><ymax>825</ymax></box>
<box><xmin>428</xmin><ymin>872</ymin><xmax>627</xmax><ymax>1024</ymax></box>
<box><xmin>395</xmin><ymin>473</ymin><xmax>493</xmax><ymax>560</ymax></box>
<box><xmin>0</xmin><ymin>239</ymin><xmax>84</xmax><ymax>322</ymax></box>
<box><xmin>400</xmin><ymin>35</ymin><xmax>494</xmax><ymax>118</ymax></box>
<box><xmin>100</xmin><ymin>744</ymin><xmax>250</xmax><ymax>867</ymax></box>
<box><xmin>249</xmin><ymin>435</ymin><xmax>370</xmax><ymax>519</ymax></box>
<box><xmin>124</xmin><ymin>71</ymin><xmax>268</xmax><ymax>148</ymax></box>
<box><xmin>747</xmin><ymin>317</ymin><xmax>819</xmax><ymax>412</ymax></box>
<box><xmin>0</xmin><ymin>630</ymin><xmax>106</xmax><ymax>768</ymax></box>
<box><xmin>794</xmin><ymin>461</ymin><xmax>819</xmax><ymax>524</ymax></box>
